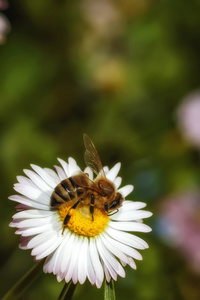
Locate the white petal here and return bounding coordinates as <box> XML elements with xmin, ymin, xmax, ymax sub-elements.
<box><xmin>33</xmin><ymin>234</ymin><xmax>63</xmax><ymax>260</ymax></box>
<box><xmin>16</xmin><ymin>176</ymin><xmax>37</xmax><ymax>188</ymax></box>
<box><xmin>16</xmin><ymin>204</ymin><xmax>30</xmax><ymax>210</ymax></box>
<box><xmin>80</xmin><ymin>238</ymin><xmax>96</xmax><ymax>285</ymax></box>
<box><xmin>53</xmin><ymin>232</ymin><xmax>72</xmax><ymax>275</ymax></box>
<box><xmin>54</xmin><ymin>165</ymin><xmax>67</xmax><ymax>180</ymax></box>
<box><xmin>106</xmin><ymin>163</ymin><xmax>121</xmax><ymax>181</ymax></box>
<box><xmin>121</xmin><ymin>257</ymin><xmax>137</xmax><ymax>269</ymax></box>
<box><xmin>103</xmin><ymin>166</ymin><xmax>109</xmax><ymax>174</ymax></box>
<box><xmin>14</xmin><ymin>214</ymin><xmax>58</xmax><ymax>229</ymax></box>
<box><xmin>104</xmin><ymin>232</ymin><xmax>142</xmax><ymax>261</ymax></box>
<box><xmin>85</xmin><ymin>240</ymin><xmax>96</xmax><ymax>285</ymax></box>
<box><xmin>57</xmin><ymin>158</ymin><xmax>69</xmax><ymax>177</ymax></box>
<box><xmin>89</xmin><ymin>238</ymin><xmax>104</xmax><ymax>284</ymax></box>
<box><xmin>65</xmin><ymin>235</ymin><xmax>82</xmax><ymax>283</ymax></box>
<box><xmin>43</xmin><ymin>252</ymin><xmax>55</xmax><ymax>273</ymax></box>
<box><xmin>118</xmin><ymin>185</ymin><xmax>134</xmax><ymax>197</ymax></box>
<box><xmin>127</xmin><ymin>257</ymin><xmax>137</xmax><ymax>269</ymax></box>
<box><xmin>101</xmin><ymin>233</ymin><xmax>130</xmax><ymax>264</ymax></box>
<box><xmin>96</xmin><ymin>237</ymin><xmax>118</xmax><ymax>280</ymax></box>
<box><xmin>103</xmin><ymin>230</ymin><xmax>143</xmax><ymax>261</ymax></box>
<box><xmin>19</xmin><ymin>236</ymin><xmax>32</xmax><ymax>250</ymax></box>
<box><xmin>72</xmin><ymin>237</ymin><xmax>83</xmax><ymax>284</ymax></box>
<box><xmin>36</xmin><ymin>237</ymin><xmax>63</xmax><ymax>260</ymax></box>
<box><xmin>9</xmin><ymin>195</ymin><xmax>50</xmax><ymax>210</ymax></box>
<box><xmin>84</xmin><ymin>167</ymin><xmax>93</xmax><ymax>180</ymax></box>
<box><xmin>56</xmin><ymin>272</ymin><xmax>64</xmax><ymax>282</ymax></box>
<box><xmin>68</xmin><ymin>157</ymin><xmax>81</xmax><ymax>176</ymax></box>
<box><xmin>114</xmin><ymin>177</ymin><xmax>122</xmax><ymax>189</ymax></box>
<box><xmin>14</xmin><ymin>184</ymin><xmax>50</xmax><ymax>204</ymax></box>
<box><xmin>61</xmin><ymin>233</ymin><xmax>75</xmax><ymax>274</ymax></box>
<box><xmin>106</xmin><ymin>227</ymin><xmax>149</xmax><ymax>249</ymax></box>
<box><xmin>12</xmin><ymin>209</ymin><xmax>54</xmax><ymax>220</ymax></box>
<box><xmin>120</xmin><ymin>201</ymin><xmax>147</xmax><ymax>211</ymax></box>
<box><xmin>43</xmin><ymin>241</ymin><xmax>64</xmax><ymax>275</ymax></box>
<box><xmin>110</xmin><ymin>210</ymin><xmax>153</xmax><ymax>221</ymax></box>
<box><xmin>109</xmin><ymin>221</ymin><xmax>152</xmax><ymax>233</ymax></box>
<box><xmin>17</xmin><ymin>222</ymin><xmax>60</xmax><ymax>236</ymax></box>
<box><xmin>28</xmin><ymin>231</ymin><xmax>55</xmax><ymax>249</ymax></box>
<box><xmin>96</xmin><ymin>278</ymin><xmax>103</xmax><ymax>289</ymax></box>
<box><xmin>23</xmin><ymin>169</ymin><xmax>52</xmax><ymax>195</ymax></box>
<box><xmin>104</xmin><ymin>264</ymin><xmax>112</xmax><ymax>282</ymax></box>
<box><xmin>44</xmin><ymin>168</ymin><xmax>60</xmax><ymax>183</ymax></box>
<box><xmin>77</xmin><ymin>237</ymin><xmax>87</xmax><ymax>284</ymax></box>
<box><xmin>30</xmin><ymin>164</ymin><xmax>57</xmax><ymax>189</ymax></box>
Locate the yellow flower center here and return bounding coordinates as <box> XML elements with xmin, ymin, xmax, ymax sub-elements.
<box><xmin>59</xmin><ymin>203</ymin><xmax>109</xmax><ymax>237</ymax></box>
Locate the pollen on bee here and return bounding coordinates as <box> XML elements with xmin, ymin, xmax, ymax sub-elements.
<box><xmin>78</xmin><ymin>206</ymin><xmax>91</xmax><ymax>218</ymax></box>
<box><xmin>68</xmin><ymin>208</ymin><xmax>74</xmax><ymax>216</ymax></box>
<box><xmin>58</xmin><ymin>203</ymin><xmax>109</xmax><ymax>237</ymax></box>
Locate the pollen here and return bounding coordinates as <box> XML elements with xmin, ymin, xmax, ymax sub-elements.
<box><xmin>59</xmin><ymin>203</ymin><xmax>109</xmax><ymax>237</ymax></box>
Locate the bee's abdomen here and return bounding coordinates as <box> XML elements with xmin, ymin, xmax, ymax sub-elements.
<box><xmin>50</xmin><ymin>177</ymin><xmax>84</xmax><ymax>207</ymax></box>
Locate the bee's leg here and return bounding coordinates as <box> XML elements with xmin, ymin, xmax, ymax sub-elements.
<box><xmin>62</xmin><ymin>198</ymin><xmax>82</xmax><ymax>234</ymax></box>
<box><xmin>90</xmin><ymin>194</ymin><xmax>95</xmax><ymax>221</ymax></box>
<box><xmin>104</xmin><ymin>203</ymin><xmax>108</xmax><ymax>212</ymax></box>
<box><xmin>108</xmin><ymin>209</ymin><xmax>119</xmax><ymax>216</ymax></box>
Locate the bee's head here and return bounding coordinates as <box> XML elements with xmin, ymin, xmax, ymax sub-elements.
<box><xmin>97</xmin><ymin>178</ymin><xmax>115</xmax><ymax>199</ymax></box>
<box><xmin>107</xmin><ymin>192</ymin><xmax>124</xmax><ymax>212</ymax></box>
<box><xmin>96</xmin><ymin>178</ymin><xmax>124</xmax><ymax>212</ymax></box>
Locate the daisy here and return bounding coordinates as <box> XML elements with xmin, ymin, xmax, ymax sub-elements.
<box><xmin>9</xmin><ymin>156</ymin><xmax>152</xmax><ymax>288</ymax></box>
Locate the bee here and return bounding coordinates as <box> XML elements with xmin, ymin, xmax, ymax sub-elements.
<box><xmin>50</xmin><ymin>134</ymin><xmax>124</xmax><ymax>231</ymax></box>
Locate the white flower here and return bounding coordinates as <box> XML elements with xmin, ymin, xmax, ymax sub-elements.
<box><xmin>9</xmin><ymin>157</ymin><xmax>152</xmax><ymax>288</ymax></box>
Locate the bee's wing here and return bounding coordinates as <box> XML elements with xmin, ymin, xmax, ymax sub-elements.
<box><xmin>83</xmin><ymin>134</ymin><xmax>106</xmax><ymax>178</ymax></box>
<box><xmin>72</xmin><ymin>171</ymin><xmax>102</xmax><ymax>194</ymax></box>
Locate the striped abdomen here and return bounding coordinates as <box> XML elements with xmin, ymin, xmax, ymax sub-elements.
<box><xmin>50</xmin><ymin>176</ymin><xmax>86</xmax><ymax>208</ymax></box>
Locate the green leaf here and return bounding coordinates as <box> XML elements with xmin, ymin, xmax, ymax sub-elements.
<box><xmin>104</xmin><ymin>280</ymin><xmax>116</xmax><ymax>300</ymax></box>
<box><xmin>2</xmin><ymin>259</ymin><xmax>44</xmax><ymax>300</ymax></box>
<box><xmin>58</xmin><ymin>281</ymin><xmax>77</xmax><ymax>300</ymax></box>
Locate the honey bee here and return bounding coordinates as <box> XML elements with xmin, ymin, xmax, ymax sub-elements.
<box><xmin>50</xmin><ymin>134</ymin><xmax>124</xmax><ymax>231</ymax></box>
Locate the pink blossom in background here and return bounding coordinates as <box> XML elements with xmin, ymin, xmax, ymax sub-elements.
<box><xmin>177</xmin><ymin>91</ymin><xmax>200</xmax><ymax>148</ymax></box>
<box><xmin>0</xmin><ymin>12</ymin><xmax>10</xmax><ymax>44</ymax></box>
<box><xmin>0</xmin><ymin>0</ymin><xmax>10</xmax><ymax>44</ymax></box>
<box><xmin>0</xmin><ymin>0</ymin><xmax>9</xmax><ymax>10</ymax></box>
<box><xmin>158</xmin><ymin>192</ymin><xmax>200</xmax><ymax>273</ymax></box>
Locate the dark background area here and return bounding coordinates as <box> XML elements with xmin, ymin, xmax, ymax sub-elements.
<box><xmin>1</xmin><ymin>0</ymin><xmax>200</xmax><ymax>299</ymax></box>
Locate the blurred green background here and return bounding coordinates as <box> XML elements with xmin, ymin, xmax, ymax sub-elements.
<box><xmin>1</xmin><ymin>0</ymin><xmax>200</xmax><ymax>299</ymax></box>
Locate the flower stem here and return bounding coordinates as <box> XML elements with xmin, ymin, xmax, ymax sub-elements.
<box><xmin>104</xmin><ymin>280</ymin><xmax>116</xmax><ymax>300</ymax></box>
<box><xmin>2</xmin><ymin>259</ymin><xmax>44</xmax><ymax>300</ymax></box>
<box><xmin>58</xmin><ymin>281</ymin><xmax>77</xmax><ymax>300</ymax></box>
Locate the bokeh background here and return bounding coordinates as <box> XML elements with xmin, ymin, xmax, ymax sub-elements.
<box><xmin>1</xmin><ymin>0</ymin><xmax>200</xmax><ymax>299</ymax></box>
